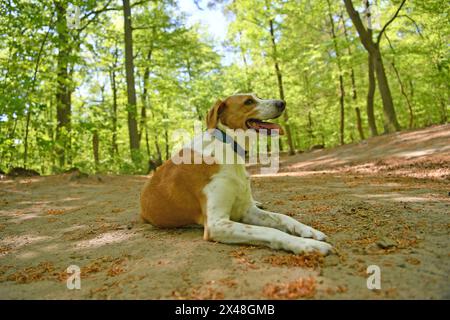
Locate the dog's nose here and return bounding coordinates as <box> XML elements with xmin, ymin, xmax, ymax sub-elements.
<box><xmin>276</xmin><ymin>100</ymin><xmax>286</xmax><ymax>111</ymax></box>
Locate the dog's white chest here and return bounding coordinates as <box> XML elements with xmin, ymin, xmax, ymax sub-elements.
<box><xmin>229</xmin><ymin>167</ymin><xmax>253</xmax><ymax>221</ymax></box>
<box><xmin>204</xmin><ymin>164</ymin><xmax>253</xmax><ymax>222</ymax></box>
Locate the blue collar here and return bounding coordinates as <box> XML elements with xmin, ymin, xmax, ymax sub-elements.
<box><xmin>210</xmin><ymin>129</ymin><xmax>246</xmax><ymax>158</ymax></box>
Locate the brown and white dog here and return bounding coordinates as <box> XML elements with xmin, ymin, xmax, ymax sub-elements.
<box><xmin>140</xmin><ymin>94</ymin><xmax>332</xmax><ymax>254</ymax></box>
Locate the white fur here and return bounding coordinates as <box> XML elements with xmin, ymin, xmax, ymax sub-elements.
<box><xmin>253</xmin><ymin>95</ymin><xmax>283</xmax><ymax>119</ymax></box>
<box><xmin>202</xmin><ymin>162</ymin><xmax>332</xmax><ymax>255</ymax></box>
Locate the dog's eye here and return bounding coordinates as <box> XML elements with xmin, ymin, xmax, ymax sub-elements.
<box><xmin>244</xmin><ymin>98</ymin><xmax>255</xmax><ymax>105</ymax></box>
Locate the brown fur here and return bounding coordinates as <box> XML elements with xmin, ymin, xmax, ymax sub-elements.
<box><xmin>207</xmin><ymin>95</ymin><xmax>259</xmax><ymax>130</ymax></box>
<box><xmin>140</xmin><ymin>149</ymin><xmax>219</xmax><ymax>228</ymax></box>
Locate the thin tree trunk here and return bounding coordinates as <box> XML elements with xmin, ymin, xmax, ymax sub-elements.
<box><xmin>238</xmin><ymin>31</ymin><xmax>252</xmax><ymax>92</ymax></box>
<box><xmin>164</xmin><ymin>128</ymin><xmax>169</xmax><ymax>161</ymax></box>
<box><xmin>435</xmin><ymin>61</ymin><xmax>449</xmax><ymax>124</ymax></box>
<box><xmin>55</xmin><ymin>1</ymin><xmax>72</xmax><ymax>168</ymax></box>
<box><xmin>145</xmin><ymin>129</ymin><xmax>150</xmax><ymax>158</ymax></box>
<box><xmin>327</xmin><ymin>0</ymin><xmax>345</xmax><ymax>145</ymax></box>
<box><xmin>24</xmin><ymin>26</ymin><xmax>50</xmax><ymax>168</ymax></box>
<box><xmin>148</xmin><ymin>102</ymin><xmax>162</xmax><ymax>164</ymax></box>
<box><xmin>140</xmin><ymin>49</ymin><xmax>152</xmax><ymax>142</ymax></box>
<box><xmin>338</xmin><ymin>74</ymin><xmax>345</xmax><ymax>145</ymax></box>
<box><xmin>110</xmin><ymin>67</ymin><xmax>119</xmax><ymax>157</ymax></box>
<box><xmin>154</xmin><ymin>137</ymin><xmax>162</xmax><ymax>163</ymax></box>
<box><xmin>355</xmin><ymin>107</ymin><xmax>365</xmax><ymax>140</ymax></box>
<box><xmin>185</xmin><ymin>58</ymin><xmax>202</xmax><ymax>121</ymax></box>
<box><xmin>307</xmin><ymin>111</ymin><xmax>314</xmax><ymax>146</ymax></box>
<box><xmin>122</xmin><ymin>0</ymin><xmax>140</xmax><ymax>161</ymax></box>
<box><xmin>367</xmin><ymin>48</ymin><xmax>378</xmax><ymax>136</ymax></box>
<box><xmin>340</xmin><ymin>11</ymin><xmax>358</xmax><ymax>102</ymax></box>
<box><xmin>93</xmin><ymin>130</ymin><xmax>99</xmax><ymax>169</ymax></box>
<box><xmin>384</xmin><ymin>34</ymin><xmax>414</xmax><ymax>128</ymax></box>
<box><xmin>372</xmin><ymin>47</ymin><xmax>401</xmax><ymax>133</ymax></box>
<box><xmin>110</xmin><ymin>44</ymin><xmax>119</xmax><ymax>158</ymax></box>
<box><xmin>390</xmin><ymin>61</ymin><xmax>414</xmax><ymax>129</ymax></box>
<box><xmin>341</xmin><ymin>11</ymin><xmax>363</xmax><ymax>140</ymax></box>
<box><xmin>268</xmin><ymin>19</ymin><xmax>295</xmax><ymax>155</ymax></box>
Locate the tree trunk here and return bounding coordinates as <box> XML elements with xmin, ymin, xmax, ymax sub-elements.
<box><xmin>154</xmin><ymin>137</ymin><xmax>162</xmax><ymax>163</ymax></box>
<box><xmin>109</xmin><ymin>45</ymin><xmax>119</xmax><ymax>158</ymax></box>
<box><xmin>326</xmin><ymin>0</ymin><xmax>345</xmax><ymax>145</ymax></box>
<box><xmin>269</xmin><ymin>19</ymin><xmax>295</xmax><ymax>155</ymax></box>
<box><xmin>55</xmin><ymin>1</ymin><xmax>72</xmax><ymax>168</ymax></box>
<box><xmin>185</xmin><ymin>58</ymin><xmax>202</xmax><ymax>121</ymax></box>
<box><xmin>355</xmin><ymin>107</ymin><xmax>365</xmax><ymax>140</ymax></box>
<box><xmin>238</xmin><ymin>31</ymin><xmax>252</xmax><ymax>92</ymax></box>
<box><xmin>391</xmin><ymin>61</ymin><xmax>414</xmax><ymax>129</ymax></box>
<box><xmin>24</xmin><ymin>26</ymin><xmax>50</xmax><ymax>168</ymax></box>
<box><xmin>140</xmin><ymin>49</ymin><xmax>152</xmax><ymax>142</ymax></box>
<box><xmin>122</xmin><ymin>0</ymin><xmax>140</xmax><ymax>162</ymax></box>
<box><xmin>340</xmin><ymin>12</ymin><xmax>358</xmax><ymax>101</ymax></box>
<box><xmin>367</xmin><ymin>50</ymin><xmax>378</xmax><ymax>136</ymax></box>
<box><xmin>372</xmin><ymin>47</ymin><xmax>401</xmax><ymax>133</ymax></box>
<box><xmin>341</xmin><ymin>11</ymin><xmax>363</xmax><ymax>141</ymax></box>
<box><xmin>164</xmin><ymin>127</ymin><xmax>169</xmax><ymax>160</ymax></box>
<box><xmin>339</xmin><ymin>74</ymin><xmax>345</xmax><ymax>145</ymax></box>
<box><xmin>384</xmin><ymin>34</ymin><xmax>414</xmax><ymax>129</ymax></box>
<box><xmin>343</xmin><ymin>0</ymin><xmax>401</xmax><ymax>134</ymax></box>
<box><xmin>307</xmin><ymin>111</ymin><xmax>314</xmax><ymax>147</ymax></box>
<box><xmin>110</xmin><ymin>67</ymin><xmax>119</xmax><ymax>158</ymax></box>
<box><xmin>93</xmin><ymin>130</ymin><xmax>99</xmax><ymax>169</ymax></box>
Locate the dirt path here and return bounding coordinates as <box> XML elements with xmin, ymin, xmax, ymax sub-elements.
<box><xmin>0</xmin><ymin>125</ymin><xmax>449</xmax><ymax>299</ymax></box>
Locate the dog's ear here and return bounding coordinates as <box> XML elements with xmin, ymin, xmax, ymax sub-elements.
<box><xmin>206</xmin><ymin>99</ymin><xmax>225</xmax><ymax>129</ymax></box>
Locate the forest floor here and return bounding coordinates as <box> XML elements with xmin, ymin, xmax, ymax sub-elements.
<box><xmin>0</xmin><ymin>124</ymin><xmax>449</xmax><ymax>299</ymax></box>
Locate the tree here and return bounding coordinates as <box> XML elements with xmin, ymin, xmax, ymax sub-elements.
<box><xmin>343</xmin><ymin>0</ymin><xmax>405</xmax><ymax>133</ymax></box>
<box><xmin>268</xmin><ymin>18</ymin><xmax>295</xmax><ymax>155</ymax></box>
<box><xmin>55</xmin><ymin>1</ymin><xmax>72</xmax><ymax>167</ymax></box>
<box><xmin>326</xmin><ymin>0</ymin><xmax>346</xmax><ymax>145</ymax></box>
<box><xmin>122</xmin><ymin>0</ymin><xmax>140</xmax><ymax>163</ymax></box>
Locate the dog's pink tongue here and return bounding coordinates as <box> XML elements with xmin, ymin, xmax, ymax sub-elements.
<box><xmin>252</xmin><ymin>121</ymin><xmax>284</xmax><ymax>135</ymax></box>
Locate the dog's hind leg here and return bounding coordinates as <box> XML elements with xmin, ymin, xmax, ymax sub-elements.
<box><xmin>241</xmin><ymin>205</ymin><xmax>328</xmax><ymax>241</ymax></box>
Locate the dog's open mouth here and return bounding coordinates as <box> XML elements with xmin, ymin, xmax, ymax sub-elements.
<box><xmin>246</xmin><ymin>119</ymin><xmax>284</xmax><ymax>135</ymax></box>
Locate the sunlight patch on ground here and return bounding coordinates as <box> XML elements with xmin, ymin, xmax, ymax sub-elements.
<box><xmin>355</xmin><ymin>193</ymin><xmax>431</xmax><ymax>202</ymax></box>
<box><xmin>16</xmin><ymin>243</ymin><xmax>61</xmax><ymax>260</ymax></box>
<box><xmin>0</xmin><ymin>234</ymin><xmax>50</xmax><ymax>250</ymax></box>
<box><xmin>8</xmin><ymin>213</ymin><xmax>41</xmax><ymax>222</ymax></box>
<box><xmin>75</xmin><ymin>230</ymin><xmax>134</xmax><ymax>249</ymax></box>
<box><xmin>252</xmin><ymin>171</ymin><xmax>326</xmax><ymax>178</ymax></box>
<box><xmin>15</xmin><ymin>250</ymin><xmax>40</xmax><ymax>260</ymax></box>
<box><xmin>395</xmin><ymin>148</ymin><xmax>437</xmax><ymax>158</ymax></box>
<box><xmin>60</xmin><ymin>224</ymin><xmax>86</xmax><ymax>233</ymax></box>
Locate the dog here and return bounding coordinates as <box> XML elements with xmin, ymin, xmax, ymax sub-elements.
<box><xmin>140</xmin><ymin>93</ymin><xmax>332</xmax><ymax>254</ymax></box>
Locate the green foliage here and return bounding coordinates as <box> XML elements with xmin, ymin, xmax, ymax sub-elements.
<box><xmin>0</xmin><ymin>0</ymin><xmax>448</xmax><ymax>174</ymax></box>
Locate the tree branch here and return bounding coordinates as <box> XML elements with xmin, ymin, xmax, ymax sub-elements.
<box><xmin>342</xmin><ymin>0</ymin><xmax>373</xmax><ymax>52</ymax></box>
<box><xmin>78</xmin><ymin>0</ymin><xmax>153</xmax><ymax>33</ymax></box>
<box><xmin>398</xmin><ymin>14</ymin><xmax>424</xmax><ymax>38</ymax></box>
<box><xmin>376</xmin><ymin>0</ymin><xmax>407</xmax><ymax>44</ymax></box>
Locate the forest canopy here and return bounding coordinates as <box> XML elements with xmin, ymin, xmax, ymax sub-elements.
<box><xmin>0</xmin><ymin>0</ymin><xmax>448</xmax><ymax>174</ymax></box>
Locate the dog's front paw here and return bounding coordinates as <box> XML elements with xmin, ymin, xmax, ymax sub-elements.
<box><xmin>294</xmin><ymin>225</ymin><xmax>328</xmax><ymax>241</ymax></box>
<box><xmin>310</xmin><ymin>229</ymin><xmax>327</xmax><ymax>241</ymax></box>
<box><xmin>302</xmin><ymin>239</ymin><xmax>333</xmax><ymax>255</ymax></box>
<box><xmin>286</xmin><ymin>238</ymin><xmax>333</xmax><ymax>255</ymax></box>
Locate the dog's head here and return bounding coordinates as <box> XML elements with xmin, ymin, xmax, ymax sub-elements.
<box><xmin>206</xmin><ymin>93</ymin><xmax>285</xmax><ymax>135</ymax></box>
